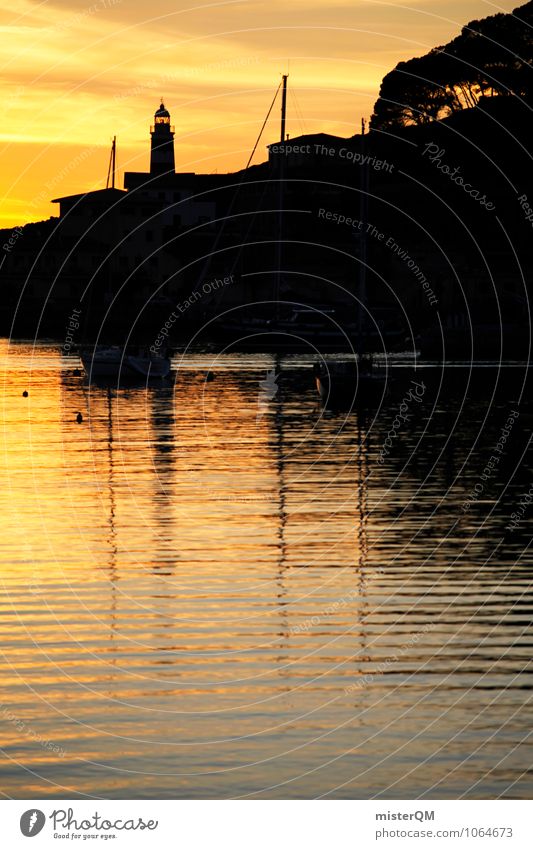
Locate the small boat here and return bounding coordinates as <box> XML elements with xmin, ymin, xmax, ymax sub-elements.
<box><xmin>214</xmin><ymin>306</ymin><xmax>351</xmax><ymax>350</ymax></box>
<box><xmin>313</xmin><ymin>357</ymin><xmax>386</xmax><ymax>407</ymax></box>
<box><xmin>81</xmin><ymin>346</ymin><xmax>171</xmax><ymax>379</ymax></box>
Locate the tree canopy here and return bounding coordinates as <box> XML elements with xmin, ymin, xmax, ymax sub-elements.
<box><xmin>370</xmin><ymin>1</ymin><xmax>533</xmax><ymax>131</ymax></box>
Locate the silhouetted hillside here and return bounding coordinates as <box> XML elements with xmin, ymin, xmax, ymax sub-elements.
<box><xmin>371</xmin><ymin>1</ymin><xmax>533</xmax><ymax>131</ymax></box>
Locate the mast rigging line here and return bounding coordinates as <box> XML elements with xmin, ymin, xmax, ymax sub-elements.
<box><xmin>245</xmin><ymin>80</ymin><xmax>283</xmax><ymax>170</ymax></box>
<box><xmin>289</xmin><ymin>87</ymin><xmax>306</xmax><ymax>137</ymax></box>
<box><xmin>197</xmin><ymin>77</ymin><xmax>287</xmax><ymax>291</ymax></box>
<box><xmin>106</xmin><ymin>136</ymin><xmax>116</xmax><ymax>189</ymax></box>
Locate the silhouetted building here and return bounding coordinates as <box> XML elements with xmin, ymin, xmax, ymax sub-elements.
<box><xmin>51</xmin><ymin>187</ymin><xmax>126</xmax><ymax>234</ymax></box>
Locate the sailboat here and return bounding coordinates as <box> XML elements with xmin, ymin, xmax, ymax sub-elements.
<box><xmin>81</xmin><ymin>346</ymin><xmax>171</xmax><ymax>379</ymax></box>
<box><xmin>203</xmin><ymin>75</ymin><xmax>292</xmax><ymax>346</ymax></box>
<box><xmin>313</xmin><ymin>119</ymin><xmax>387</xmax><ymax>406</ymax></box>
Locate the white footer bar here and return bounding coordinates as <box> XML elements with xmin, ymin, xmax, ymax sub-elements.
<box><xmin>3</xmin><ymin>800</ymin><xmax>531</xmax><ymax>848</ymax></box>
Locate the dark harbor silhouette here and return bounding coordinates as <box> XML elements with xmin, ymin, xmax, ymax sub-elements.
<box><xmin>1</xmin><ymin>0</ymin><xmax>532</xmax><ymax>361</ymax></box>
<box><xmin>2</xmin><ymin>1</ymin><xmax>533</xmax><ymax>806</ymax></box>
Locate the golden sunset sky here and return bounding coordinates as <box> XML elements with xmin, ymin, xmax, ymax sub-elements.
<box><xmin>0</xmin><ymin>0</ymin><xmax>519</xmax><ymax>227</ymax></box>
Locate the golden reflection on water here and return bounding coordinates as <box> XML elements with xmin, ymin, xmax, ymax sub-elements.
<box><xmin>0</xmin><ymin>342</ymin><xmax>532</xmax><ymax>798</ymax></box>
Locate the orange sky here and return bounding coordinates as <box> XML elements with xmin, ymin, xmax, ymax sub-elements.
<box><xmin>0</xmin><ymin>0</ymin><xmax>519</xmax><ymax>227</ymax></box>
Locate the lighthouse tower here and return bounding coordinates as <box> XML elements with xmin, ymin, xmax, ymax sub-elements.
<box><xmin>150</xmin><ymin>101</ymin><xmax>175</xmax><ymax>175</ymax></box>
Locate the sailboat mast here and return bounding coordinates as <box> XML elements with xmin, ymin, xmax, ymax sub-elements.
<box><xmin>358</xmin><ymin>118</ymin><xmax>369</xmax><ymax>357</ymax></box>
<box><xmin>276</xmin><ymin>75</ymin><xmax>288</xmax><ymax>321</ymax></box>
<box><xmin>280</xmin><ymin>74</ymin><xmax>288</xmax><ymax>142</ymax></box>
<box><xmin>111</xmin><ymin>136</ymin><xmax>116</xmax><ymax>190</ymax></box>
<box><xmin>106</xmin><ymin>136</ymin><xmax>117</xmax><ymax>190</ymax></box>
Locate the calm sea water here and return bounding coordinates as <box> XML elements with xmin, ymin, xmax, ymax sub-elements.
<box><xmin>0</xmin><ymin>342</ymin><xmax>532</xmax><ymax>799</ymax></box>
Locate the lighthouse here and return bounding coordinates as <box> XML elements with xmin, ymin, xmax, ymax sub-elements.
<box><xmin>150</xmin><ymin>101</ymin><xmax>175</xmax><ymax>175</ymax></box>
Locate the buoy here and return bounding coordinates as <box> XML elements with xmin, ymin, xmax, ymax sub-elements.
<box><xmin>206</xmin><ymin>371</ymin><xmax>214</xmax><ymax>382</ymax></box>
<box><xmin>76</xmin><ymin>412</ymin><xmax>83</xmax><ymax>423</ymax></box>
<box><xmin>22</xmin><ymin>390</ymin><xmax>28</xmax><ymax>397</ymax></box>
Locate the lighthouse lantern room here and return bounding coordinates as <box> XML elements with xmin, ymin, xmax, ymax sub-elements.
<box><xmin>150</xmin><ymin>101</ymin><xmax>175</xmax><ymax>175</ymax></box>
